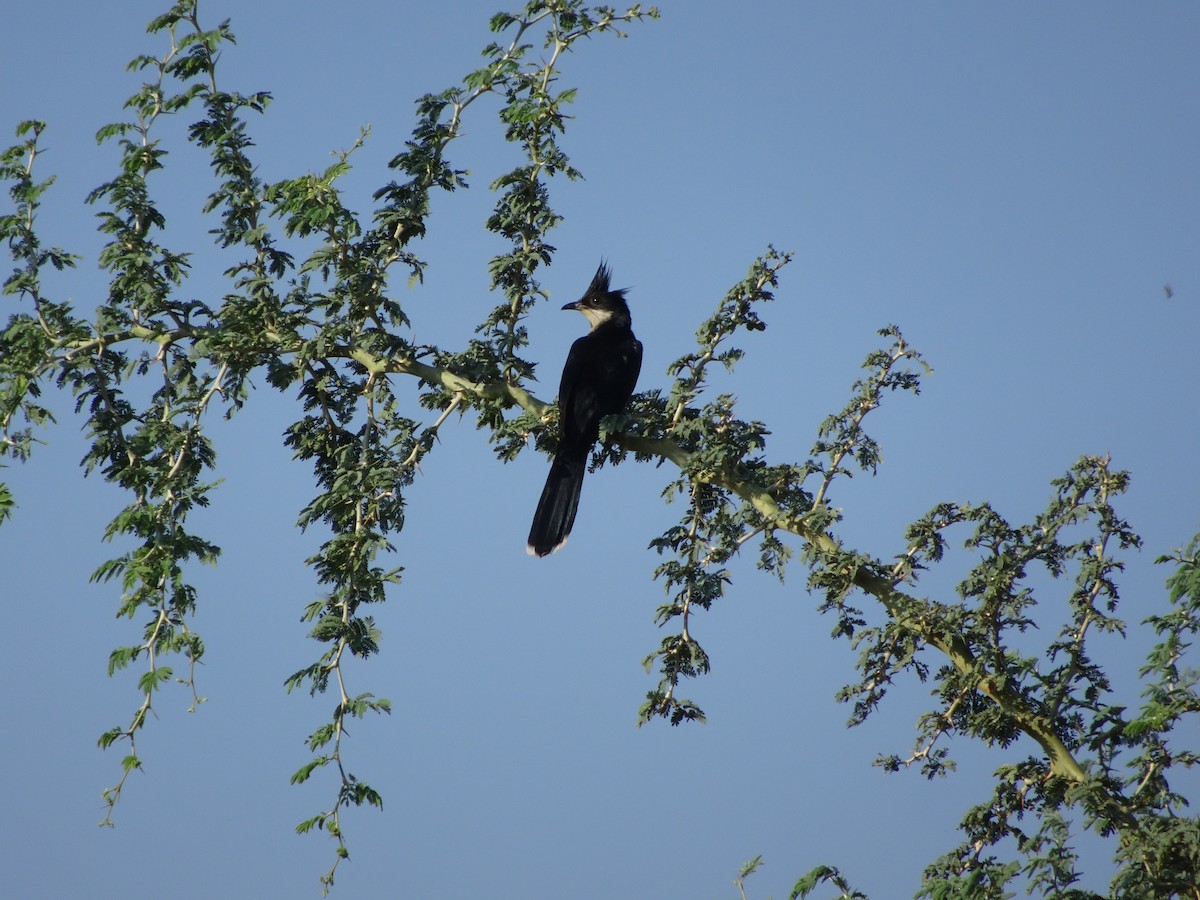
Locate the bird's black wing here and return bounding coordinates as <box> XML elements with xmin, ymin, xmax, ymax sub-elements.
<box><xmin>557</xmin><ymin>332</ymin><xmax>642</xmax><ymax>455</ymax></box>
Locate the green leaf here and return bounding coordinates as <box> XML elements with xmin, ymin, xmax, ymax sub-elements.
<box><xmin>96</xmin><ymin>727</ymin><xmax>124</xmax><ymax>750</ymax></box>
<box><xmin>290</xmin><ymin>757</ymin><xmax>329</xmax><ymax>785</ymax></box>
<box><xmin>137</xmin><ymin>666</ymin><xmax>173</xmax><ymax>693</ymax></box>
<box><xmin>295</xmin><ymin>814</ymin><xmax>327</xmax><ymax>835</ymax></box>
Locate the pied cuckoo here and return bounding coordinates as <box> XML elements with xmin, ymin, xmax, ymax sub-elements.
<box><xmin>527</xmin><ymin>262</ymin><xmax>642</xmax><ymax>557</ymax></box>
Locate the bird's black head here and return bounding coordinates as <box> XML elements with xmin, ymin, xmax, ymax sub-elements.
<box><xmin>562</xmin><ymin>261</ymin><xmax>631</xmax><ymax>331</ymax></box>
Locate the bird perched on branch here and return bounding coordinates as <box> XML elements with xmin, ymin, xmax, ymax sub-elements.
<box><xmin>527</xmin><ymin>262</ymin><xmax>643</xmax><ymax>557</ymax></box>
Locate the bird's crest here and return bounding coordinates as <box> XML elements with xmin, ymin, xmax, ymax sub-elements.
<box><xmin>587</xmin><ymin>261</ymin><xmax>613</xmax><ymax>296</ymax></box>
<box><xmin>586</xmin><ymin>260</ymin><xmax>627</xmax><ymax>300</ymax></box>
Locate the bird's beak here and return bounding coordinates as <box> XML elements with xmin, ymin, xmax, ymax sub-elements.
<box><xmin>561</xmin><ymin>300</ymin><xmax>581</xmax><ymax>311</ymax></box>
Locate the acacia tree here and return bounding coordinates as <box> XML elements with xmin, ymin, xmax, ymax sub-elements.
<box><xmin>2</xmin><ymin>3</ymin><xmax>1197</xmax><ymax>897</ymax></box>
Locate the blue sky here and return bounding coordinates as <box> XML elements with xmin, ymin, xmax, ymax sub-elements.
<box><xmin>2</xmin><ymin>2</ymin><xmax>1198</xmax><ymax>898</ymax></box>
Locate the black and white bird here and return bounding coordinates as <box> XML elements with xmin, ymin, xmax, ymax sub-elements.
<box><xmin>527</xmin><ymin>262</ymin><xmax>643</xmax><ymax>557</ymax></box>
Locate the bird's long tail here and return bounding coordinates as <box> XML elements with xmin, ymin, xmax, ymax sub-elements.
<box><xmin>527</xmin><ymin>453</ymin><xmax>586</xmax><ymax>556</ymax></box>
